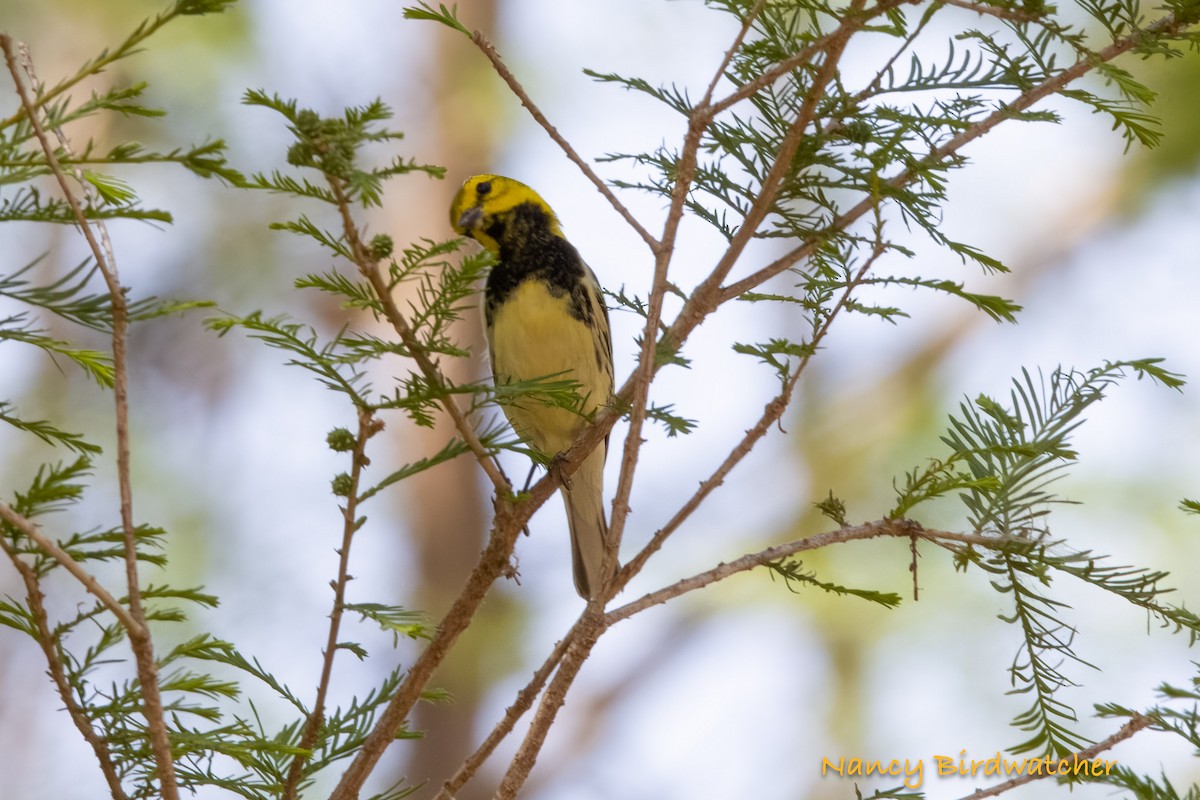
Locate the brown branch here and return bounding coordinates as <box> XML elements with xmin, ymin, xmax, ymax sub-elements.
<box><xmin>283</xmin><ymin>408</ymin><xmax>380</xmax><ymax>799</ymax></box>
<box><xmin>706</xmin><ymin>0</ymin><xmax>913</xmax><ymax>118</ymax></box>
<box><xmin>666</xmin><ymin>0</ymin><xmax>869</xmax><ymax>369</ymax></box>
<box><xmin>955</xmin><ymin>714</ymin><xmax>1152</xmax><ymax>800</ymax></box>
<box><xmin>435</xmin><ymin>625</ymin><xmax>581</xmax><ymax>800</ymax></box>
<box><xmin>607</xmin><ymin>520</ymin><xmax>998</xmax><ymax>624</ymax></box>
<box><xmin>717</xmin><ymin>9</ymin><xmax>1198</xmax><ymax>302</ymax></box>
<box><xmin>494</xmin><ymin>613</ymin><xmax>605</xmax><ymax>800</ymax></box>
<box><xmin>1</xmin><ymin>34</ymin><xmax>178</xmax><ymax>798</ymax></box>
<box><xmin>616</xmin><ymin>234</ymin><xmax>888</xmax><ymax>591</ymax></box>
<box><xmin>327</xmin><ymin>494</ymin><xmax>533</xmax><ymax>800</ymax></box>
<box><xmin>469</xmin><ymin>31</ymin><xmax>660</xmax><ymax>253</ymax></box>
<box><xmin>607</xmin><ymin>0</ymin><xmax>769</xmax><ymax>575</ymax></box>
<box><xmin>326</xmin><ymin>176</ymin><xmax>509</xmax><ymax>494</ymax></box>
<box><xmin>0</xmin><ymin>502</ymin><xmax>141</xmax><ymax>633</ymax></box>
<box><xmin>609</xmin><ymin>521</ymin><xmax>1120</xmax><ymax>625</ymax></box>
<box><xmin>0</xmin><ymin>537</ymin><xmax>130</xmax><ymax>800</ymax></box>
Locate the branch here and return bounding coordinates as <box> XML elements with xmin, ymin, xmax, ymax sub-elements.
<box><xmin>435</xmin><ymin>625</ymin><xmax>581</xmax><ymax>800</ymax></box>
<box><xmin>617</xmin><ymin>233</ymin><xmax>888</xmax><ymax>590</ymax></box>
<box><xmin>608</xmin><ymin>519</ymin><xmax>905</xmax><ymax>623</ymax></box>
<box><xmin>1</xmin><ymin>35</ymin><xmax>178</xmax><ymax>798</ymax></box>
<box><xmin>0</xmin><ymin>537</ymin><xmax>130</xmax><ymax>800</ymax></box>
<box><xmin>665</xmin><ymin>0</ymin><xmax>870</xmax><ymax>377</ymax></box>
<box><xmin>717</xmin><ymin>9</ymin><xmax>1199</xmax><ymax>301</ymax></box>
<box><xmin>326</xmin><ymin>495</ymin><xmax>533</xmax><ymax>800</ymax></box>
<box><xmin>607</xmin><ymin>0</ymin><xmax>769</xmax><ymax>581</ymax></box>
<box><xmin>494</xmin><ymin>613</ymin><xmax>604</xmax><ymax>800</ymax></box>
<box><xmin>283</xmin><ymin>408</ymin><xmax>380</xmax><ymax>799</ymax></box>
<box><xmin>0</xmin><ymin>502</ymin><xmax>141</xmax><ymax>632</ymax></box>
<box><xmin>955</xmin><ymin>714</ymin><xmax>1152</xmax><ymax>800</ymax></box>
<box><xmin>468</xmin><ymin>31</ymin><xmax>660</xmax><ymax>253</ymax></box>
<box><xmin>325</xmin><ymin>176</ymin><xmax>509</xmax><ymax>494</ymax></box>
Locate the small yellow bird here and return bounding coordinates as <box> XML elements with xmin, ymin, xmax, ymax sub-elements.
<box><xmin>450</xmin><ymin>174</ymin><xmax>615</xmax><ymax>599</ymax></box>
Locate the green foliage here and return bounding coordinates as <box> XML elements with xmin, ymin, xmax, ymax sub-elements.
<box><xmin>890</xmin><ymin>361</ymin><xmax>1196</xmax><ymax>760</ymax></box>
<box><xmin>3</xmin><ymin>0</ymin><xmax>1200</xmax><ymax>798</ymax></box>
<box><xmin>768</xmin><ymin>559</ymin><xmax>904</xmax><ymax>608</ymax></box>
<box><xmin>402</xmin><ymin>2</ymin><xmax>472</xmax><ymax>36</ymax></box>
<box><xmin>1094</xmin><ymin>669</ymin><xmax>1200</xmax><ymax>799</ymax></box>
<box><xmin>345</xmin><ymin>603</ymin><xmax>432</xmax><ymax>645</ymax></box>
<box><xmin>242</xmin><ymin>90</ymin><xmax>444</xmax><ymax>208</ymax></box>
<box><xmin>855</xmin><ymin>786</ymin><xmax>926</xmax><ymax>800</ymax></box>
<box><xmin>646</xmin><ymin>403</ymin><xmax>697</xmax><ymax>437</ymax></box>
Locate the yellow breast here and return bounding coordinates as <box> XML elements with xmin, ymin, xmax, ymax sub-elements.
<box><xmin>488</xmin><ymin>279</ymin><xmax>608</xmax><ymax>454</ymax></box>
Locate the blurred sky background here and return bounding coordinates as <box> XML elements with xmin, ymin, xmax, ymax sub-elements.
<box><xmin>1</xmin><ymin>1</ymin><xmax>1198</xmax><ymax>799</ymax></box>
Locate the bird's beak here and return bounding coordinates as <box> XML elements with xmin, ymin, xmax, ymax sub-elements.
<box><xmin>457</xmin><ymin>206</ymin><xmax>483</xmax><ymax>233</ymax></box>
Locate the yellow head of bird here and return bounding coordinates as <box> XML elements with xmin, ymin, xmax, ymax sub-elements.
<box><xmin>449</xmin><ymin>174</ymin><xmax>562</xmax><ymax>253</ymax></box>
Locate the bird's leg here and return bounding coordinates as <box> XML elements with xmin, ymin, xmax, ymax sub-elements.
<box><xmin>547</xmin><ymin>452</ymin><xmax>572</xmax><ymax>491</ymax></box>
<box><xmin>520</xmin><ymin>462</ymin><xmax>539</xmax><ymax>494</ymax></box>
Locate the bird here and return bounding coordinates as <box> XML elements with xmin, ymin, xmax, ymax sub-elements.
<box><xmin>449</xmin><ymin>174</ymin><xmax>615</xmax><ymax>599</ymax></box>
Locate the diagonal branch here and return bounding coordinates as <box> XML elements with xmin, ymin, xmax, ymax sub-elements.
<box><xmin>617</xmin><ymin>234</ymin><xmax>888</xmax><ymax>590</ymax></box>
<box><xmin>0</xmin><ymin>537</ymin><xmax>130</xmax><ymax>800</ymax></box>
<box><xmin>435</xmin><ymin>624</ymin><xmax>581</xmax><ymax>800</ymax></box>
<box><xmin>717</xmin><ymin>9</ymin><xmax>1199</xmax><ymax>302</ymax></box>
<box><xmin>494</xmin><ymin>612</ymin><xmax>604</xmax><ymax>800</ymax></box>
<box><xmin>0</xmin><ymin>503</ymin><xmax>141</xmax><ymax>632</ymax></box>
<box><xmin>607</xmin><ymin>519</ymin><xmax>919</xmax><ymax>624</ymax></box>
<box><xmin>326</xmin><ymin>176</ymin><xmax>510</xmax><ymax>494</ymax></box>
<box><xmin>326</xmin><ymin>493</ymin><xmax>534</xmax><ymax>800</ymax></box>
<box><xmin>283</xmin><ymin>408</ymin><xmax>380</xmax><ymax>800</ymax></box>
<box><xmin>1</xmin><ymin>34</ymin><xmax>178</xmax><ymax>799</ymax></box>
<box><xmin>606</xmin><ymin>0</ymin><xmax>769</xmax><ymax>587</ymax></box>
<box><xmin>955</xmin><ymin>714</ymin><xmax>1152</xmax><ymax>800</ymax></box>
<box><xmin>664</xmin><ymin>0</ymin><xmax>869</xmax><ymax>366</ymax></box>
<box><xmin>468</xmin><ymin>30</ymin><xmax>660</xmax><ymax>253</ymax></box>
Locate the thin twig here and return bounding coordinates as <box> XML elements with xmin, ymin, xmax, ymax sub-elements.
<box><xmin>607</xmin><ymin>519</ymin><xmax>911</xmax><ymax>623</ymax></box>
<box><xmin>607</xmin><ymin>0</ymin><xmax>769</xmax><ymax>588</ymax></box>
<box><xmin>617</xmin><ymin>230</ymin><xmax>889</xmax><ymax>591</ymax></box>
<box><xmin>910</xmin><ymin>533</ymin><xmax>920</xmax><ymax>601</ymax></box>
<box><xmin>326</xmin><ymin>495</ymin><xmax>532</xmax><ymax>800</ymax></box>
<box><xmin>1</xmin><ymin>35</ymin><xmax>179</xmax><ymax>798</ymax></box>
<box><xmin>717</xmin><ymin>9</ymin><xmax>1197</xmax><ymax>301</ymax></box>
<box><xmin>955</xmin><ymin>714</ymin><xmax>1152</xmax><ymax>800</ymax></box>
<box><xmin>706</xmin><ymin>0</ymin><xmax>913</xmax><ymax>118</ymax></box>
<box><xmin>494</xmin><ymin>612</ymin><xmax>604</xmax><ymax>800</ymax></box>
<box><xmin>469</xmin><ymin>31</ymin><xmax>660</xmax><ymax>253</ymax></box>
<box><xmin>0</xmin><ymin>502</ymin><xmax>141</xmax><ymax>633</ymax></box>
<box><xmin>436</xmin><ymin>623</ymin><xmax>582</xmax><ymax>800</ymax></box>
<box><xmin>326</xmin><ymin>176</ymin><xmax>509</xmax><ymax>494</ymax></box>
<box><xmin>283</xmin><ymin>408</ymin><xmax>379</xmax><ymax>799</ymax></box>
<box><xmin>0</xmin><ymin>537</ymin><xmax>130</xmax><ymax>800</ymax></box>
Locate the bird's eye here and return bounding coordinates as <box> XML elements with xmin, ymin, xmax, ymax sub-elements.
<box><xmin>476</xmin><ymin>180</ymin><xmax>492</xmax><ymax>197</ymax></box>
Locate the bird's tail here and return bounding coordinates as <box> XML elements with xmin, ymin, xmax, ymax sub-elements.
<box><xmin>561</xmin><ymin>445</ymin><xmax>612</xmax><ymax>599</ymax></box>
